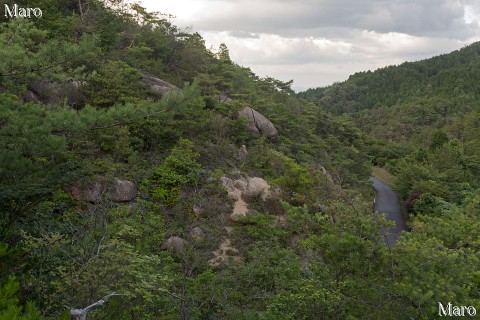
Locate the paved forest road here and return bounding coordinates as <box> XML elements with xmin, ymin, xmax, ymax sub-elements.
<box><xmin>370</xmin><ymin>177</ymin><xmax>408</xmax><ymax>247</ymax></box>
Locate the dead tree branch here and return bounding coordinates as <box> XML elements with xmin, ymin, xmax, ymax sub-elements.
<box><xmin>68</xmin><ymin>292</ymin><xmax>122</xmax><ymax>320</ymax></box>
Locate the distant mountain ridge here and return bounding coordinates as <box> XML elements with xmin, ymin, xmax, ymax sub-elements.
<box><xmin>298</xmin><ymin>41</ymin><xmax>480</xmax><ymax>115</ymax></box>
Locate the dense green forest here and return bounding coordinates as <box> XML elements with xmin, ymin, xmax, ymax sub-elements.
<box><xmin>0</xmin><ymin>1</ymin><xmax>479</xmax><ymax>319</ymax></box>
<box><xmin>299</xmin><ymin>41</ymin><xmax>480</xmax><ymax>318</ymax></box>
<box><xmin>298</xmin><ymin>41</ymin><xmax>480</xmax><ymax>209</ymax></box>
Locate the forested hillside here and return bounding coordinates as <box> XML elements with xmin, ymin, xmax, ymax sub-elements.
<box><xmin>298</xmin><ymin>42</ymin><xmax>480</xmax><ymax>198</ymax></box>
<box><xmin>1</xmin><ymin>1</ymin><xmax>479</xmax><ymax>319</ymax></box>
<box><xmin>299</xmin><ymin>42</ymin><xmax>480</xmax><ymax>319</ymax></box>
<box><xmin>298</xmin><ymin>43</ymin><xmax>480</xmax><ymax>112</ymax></box>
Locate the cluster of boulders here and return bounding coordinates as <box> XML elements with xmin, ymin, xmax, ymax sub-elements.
<box><xmin>22</xmin><ymin>74</ymin><xmax>179</xmax><ymax>106</ymax></box>
<box><xmin>220</xmin><ymin>176</ymin><xmax>272</xmax><ymax>222</ymax></box>
<box><xmin>22</xmin><ymin>74</ymin><xmax>280</xmax><ymax>141</ymax></box>
<box><xmin>159</xmin><ymin>175</ymin><xmax>275</xmax><ymax>266</ymax></box>
<box><xmin>66</xmin><ymin>171</ymin><xmax>282</xmax><ymax>267</ymax></box>
<box><xmin>38</xmin><ymin>74</ymin><xmax>281</xmax><ymax>269</ymax></box>
<box><xmin>205</xmin><ymin>175</ymin><xmax>278</xmax><ymax>266</ymax></box>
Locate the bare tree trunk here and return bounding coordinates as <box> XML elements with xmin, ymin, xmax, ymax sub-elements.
<box><xmin>69</xmin><ymin>293</ymin><xmax>121</xmax><ymax>320</ymax></box>
<box><xmin>78</xmin><ymin>0</ymin><xmax>84</xmax><ymax>21</ymax></box>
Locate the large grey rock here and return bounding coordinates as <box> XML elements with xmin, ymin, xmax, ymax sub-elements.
<box><xmin>25</xmin><ymin>78</ymin><xmax>85</xmax><ymax>107</ymax></box>
<box><xmin>109</xmin><ymin>178</ymin><xmax>137</xmax><ymax>202</ymax></box>
<box><xmin>160</xmin><ymin>236</ymin><xmax>186</xmax><ymax>252</ymax></box>
<box><xmin>68</xmin><ymin>180</ymin><xmax>105</xmax><ymax>203</ymax></box>
<box><xmin>238</xmin><ymin>107</ymin><xmax>278</xmax><ymax>138</ymax></box>
<box><xmin>217</xmin><ymin>95</ymin><xmax>234</xmax><ymax>104</ymax></box>
<box><xmin>193</xmin><ymin>205</ymin><xmax>205</xmax><ymax>219</ymax></box>
<box><xmin>241</xmin><ymin>177</ymin><xmax>271</xmax><ymax>201</ymax></box>
<box><xmin>22</xmin><ymin>91</ymin><xmax>41</xmax><ymax>103</ymax></box>
<box><xmin>189</xmin><ymin>227</ymin><xmax>206</xmax><ymax>241</ymax></box>
<box><xmin>67</xmin><ymin>177</ymin><xmax>137</xmax><ymax>203</ymax></box>
<box><xmin>142</xmin><ymin>74</ymin><xmax>178</xmax><ymax>95</ymax></box>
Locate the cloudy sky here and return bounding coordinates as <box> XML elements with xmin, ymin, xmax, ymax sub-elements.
<box><xmin>140</xmin><ymin>0</ymin><xmax>480</xmax><ymax>91</ymax></box>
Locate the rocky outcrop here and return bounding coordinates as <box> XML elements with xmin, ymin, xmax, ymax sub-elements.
<box><xmin>238</xmin><ymin>107</ymin><xmax>278</xmax><ymax>138</ymax></box>
<box><xmin>109</xmin><ymin>179</ymin><xmax>137</xmax><ymax>202</ymax></box>
<box><xmin>142</xmin><ymin>74</ymin><xmax>178</xmax><ymax>95</ymax></box>
<box><xmin>241</xmin><ymin>177</ymin><xmax>271</xmax><ymax>201</ymax></box>
<box><xmin>24</xmin><ymin>78</ymin><xmax>85</xmax><ymax>107</ymax></box>
<box><xmin>67</xmin><ymin>177</ymin><xmax>137</xmax><ymax>203</ymax></box>
<box><xmin>189</xmin><ymin>227</ymin><xmax>206</xmax><ymax>241</ymax></box>
<box><xmin>208</xmin><ymin>238</ymin><xmax>240</xmax><ymax>267</ymax></box>
<box><xmin>22</xmin><ymin>91</ymin><xmax>41</xmax><ymax>103</ymax></box>
<box><xmin>192</xmin><ymin>205</ymin><xmax>205</xmax><ymax>219</ymax></box>
<box><xmin>238</xmin><ymin>145</ymin><xmax>248</xmax><ymax>161</ymax></box>
<box><xmin>221</xmin><ymin>176</ymin><xmax>271</xmax><ymax>222</ymax></box>
<box><xmin>315</xmin><ymin>164</ymin><xmax>334</xmax><ymax>183</ymax></box>
<box><xmin>217</xmin><ymin>95</ymin><xmax>234</xmax><ymax>104</ymax></box>
<box><xmin>68</xmin><ymin>179</ymin><xmax>105</xmax><ymax>203</ymax></box>
<box><xmin>221</xmin><ymin>177</ymin><xmax>248</xmax><ymax>222</ymax></box>
<box><xmin>160</xmin><ymin>236</ymin><xmax>186</xmax><ymax>252</ymax></box>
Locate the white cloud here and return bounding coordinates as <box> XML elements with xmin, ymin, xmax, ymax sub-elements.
<box><xmin>140</xmin><ymin>0</ymin><xmax>480</xmax><ymax>89</ymax></box>
<box><xmin>202</xmin><ymin>32</ymin><xmax>355</xmax><ymax>66</ymax></box>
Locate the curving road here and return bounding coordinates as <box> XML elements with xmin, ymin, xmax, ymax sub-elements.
<box><xmin>370</xmin><ymin>177</ymin><xmax>407</xmax><ymax>247</ymax></box>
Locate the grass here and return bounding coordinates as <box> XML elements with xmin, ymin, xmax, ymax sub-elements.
<box><xmin>372</xmin><ymin>166</ymin><xmax>396</xmax><ymax>187</ymax></box>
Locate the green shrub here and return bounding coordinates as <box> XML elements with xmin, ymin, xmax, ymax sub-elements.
<box><xmin>413</xmin><ymin>193</ymin><xmax>451</xmax><ymax>216</ymax></box>
<box><xmin>145</xmin><ymin>138</ymin><xmax>201</xmax><ymax>205</ymax></box>
<box><xmin>0</xmin><ymin>277</ymin><xmax>47</xmax><ymax>320</ymax></box>
<box><xmin>86</xmin><ymin>60</ymin><xmax>146</xmax><ymax>107</ymax></box>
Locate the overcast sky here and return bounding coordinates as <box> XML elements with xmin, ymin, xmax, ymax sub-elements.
<box><xmin>140</xmin><ymin>0</ymin><xmax>480</xmax><ymax>91</ymax></box>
